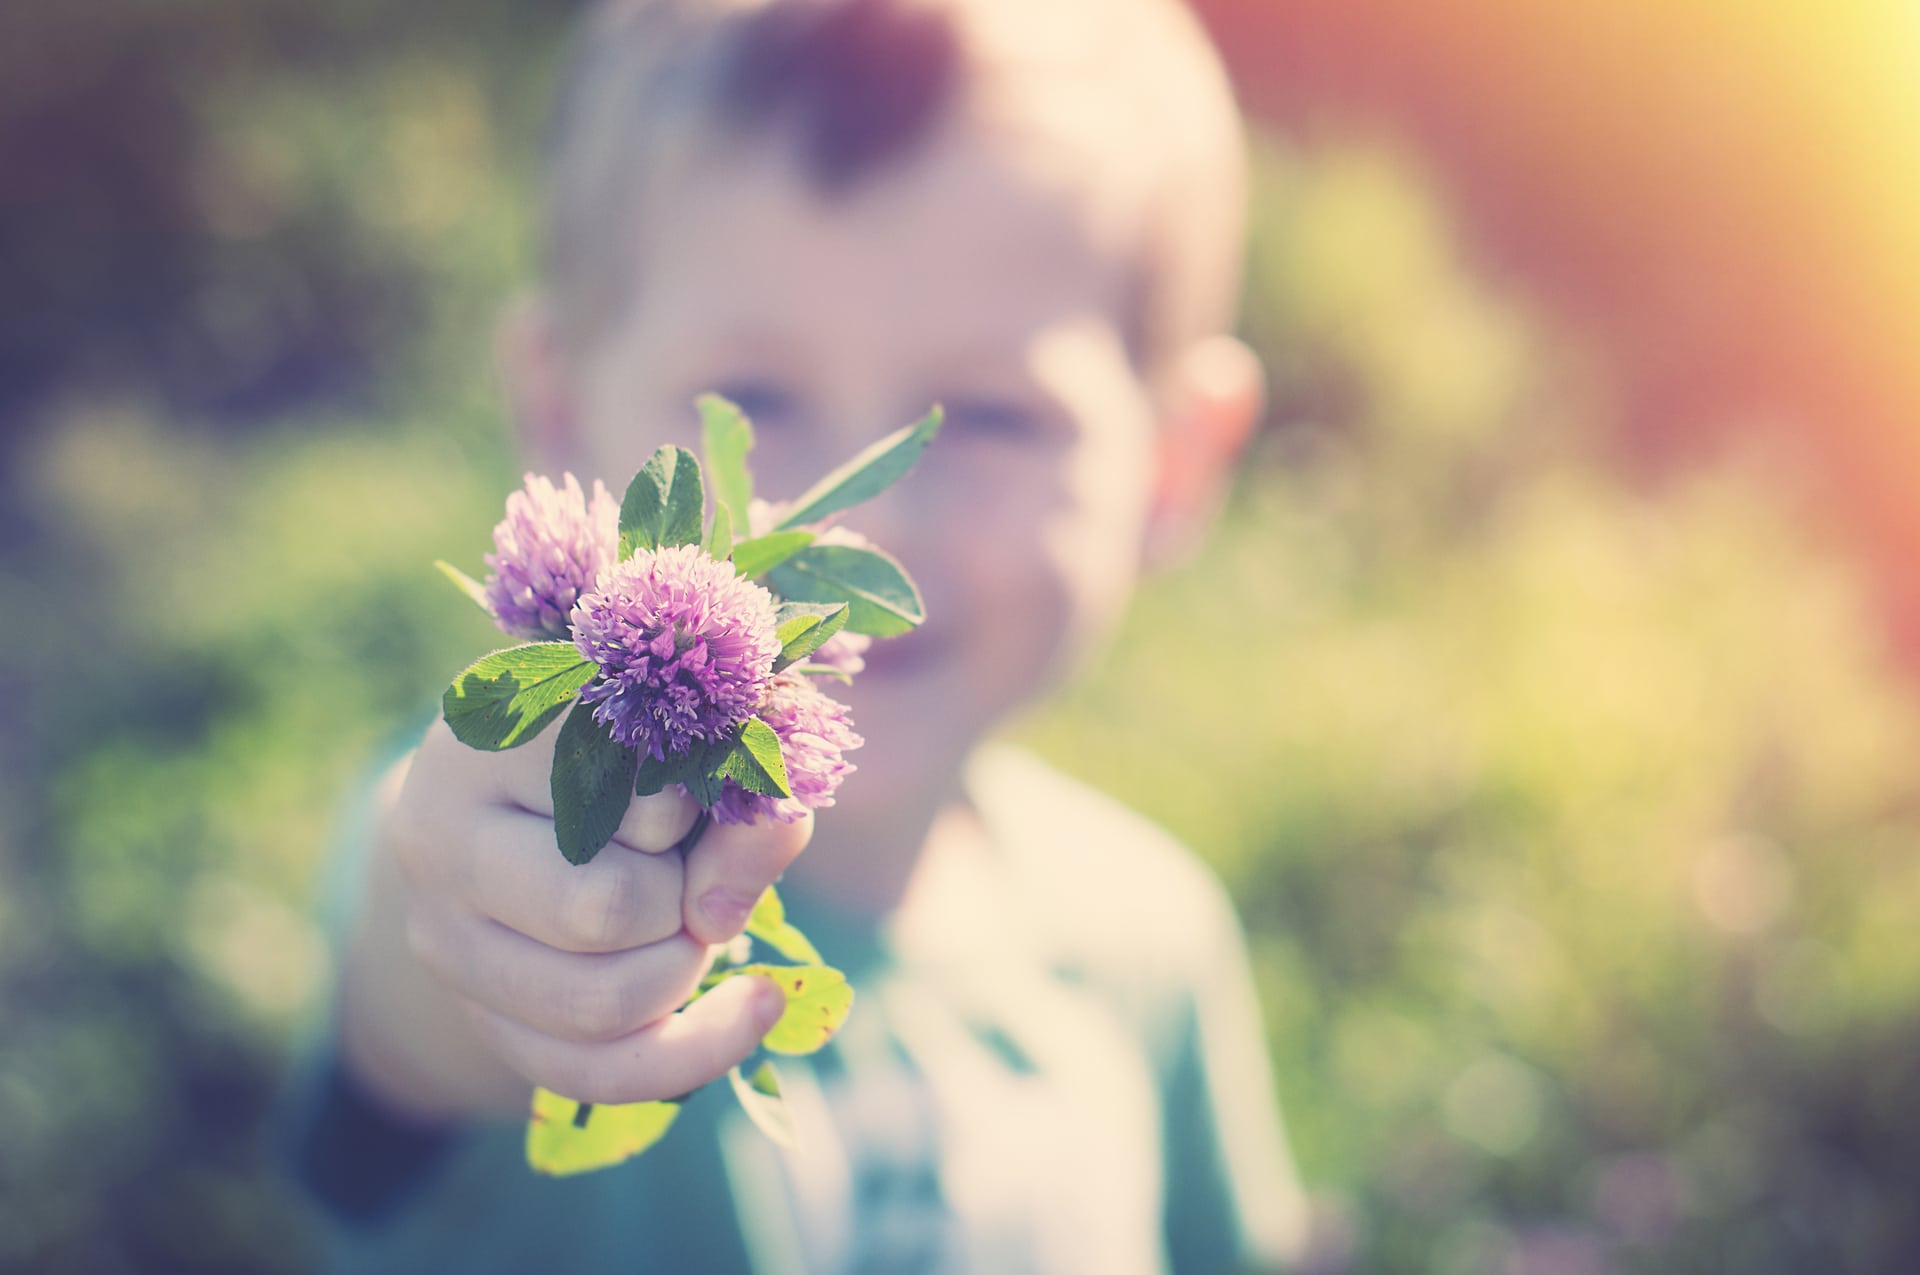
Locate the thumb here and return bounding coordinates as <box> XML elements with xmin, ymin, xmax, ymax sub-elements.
<box><xmin>680</xmin><ymin>810</ymin><xmax>813</xmax><ymax>946</ymax></box>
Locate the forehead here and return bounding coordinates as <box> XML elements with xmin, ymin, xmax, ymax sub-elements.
<box><xmin>622</xmin><ymin>105</ymin><xmax>1144</xmax><ymax>361</ymax></box>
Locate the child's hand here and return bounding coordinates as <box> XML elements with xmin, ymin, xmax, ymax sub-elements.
<box><xmin>383</xmin><ymin>719</ymin><xmax>803</xmax><ymax>1107</ymax></box>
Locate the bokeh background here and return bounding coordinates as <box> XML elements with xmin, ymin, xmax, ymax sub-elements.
<box><xmin>5</xmin><ymin>1</ymin><xmax>1920</xmax><ymax>1271</ymax></box>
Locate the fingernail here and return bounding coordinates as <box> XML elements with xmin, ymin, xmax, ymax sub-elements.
<box><xmin>700</xmin><ymin>886</ymin><xmax>759</xmax><ymax>939</ymax></box>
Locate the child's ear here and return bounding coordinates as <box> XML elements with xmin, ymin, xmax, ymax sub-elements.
<box><xmin>1144</xmin><ymin>334</ymin><xmax>1264</xmax><ymax>567</ymax></box>
<box><xmin>496</xmin><ymin>295</ymin><xmax>578</xmax><ymax>472</ymax></box>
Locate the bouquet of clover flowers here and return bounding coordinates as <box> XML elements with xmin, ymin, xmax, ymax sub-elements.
<box><xmin>434</xmin><ymin>396</ymin><xmax>941</xmax><ymax>1175</ymax></box>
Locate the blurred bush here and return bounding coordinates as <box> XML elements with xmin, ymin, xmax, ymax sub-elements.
<box><xmin>0</xmin><ymin>0</ymin><xmax>559</xmax><ymax>449</ymax></box>
<box><xmin>0</xmin><ymin>4</ymin><xmax>548</xmax><ymax>1268</ymax></box>
<box><xmin>5</xmin><ymin>5</ymin><xmax>1920</xmax><ymax>1274</ymax></box>
<box><xmin>3</xmin><ymin>409</ymin><xmax>510</xmax><ymax>1274</ymax></box>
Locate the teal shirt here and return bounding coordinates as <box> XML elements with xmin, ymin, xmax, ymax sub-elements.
<box><xmin>287</xmin><ymin>747</ymin><xmax>1309</xmax><ymax>1273</ymax></box>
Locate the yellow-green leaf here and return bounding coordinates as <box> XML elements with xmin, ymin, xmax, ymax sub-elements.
<box><xmin>728</xmin><ymin>1061</ymin><xmax>796</xmax><ymax>1149</ymax></box>
<box><xmin>766</xmin><ymin>543</ymin><xmax>924</xmax><ymax>637</ymax></box>
<box><xmin>770</xmin><ymin>602</ymin><xmax>849</xmax><ymax>672</ymax></box>
<box><xmin>526</xmin><ymin>1087</ymin><xmax>681</xmax><ymax>1176</ymax></box>
<box><xmin>714</xmin><ymin>963</ymin><xmax>853</xmax><ymax>1056</ymax></box>
<box><xmin>443</xmin><ymin>643</ymin><xmax>596</xmax><ymax>750</ymax></box>
<box><xmin>746</xmin><ymin>886</ymin><xmax>824</xmax><ymax>965</ymax></box>
<box><xmin>620</xmin><ymin>445</ymin><xmax>705</xmax><ymax>557</ymax></box>
<box><xmin>707</xmin><ymin>498</ymin><xmax>734</xmax><ymax>561</ymax></box>
<box><xmin>434</xmin><ymin>559</ymin><xmax>490</xmax><ymax>613</ymax></box>
<box><xmin>551</xmin><ymin>699</ymin><xmax>639</xmax><ymax>864</ymax></box>
<box><xmin>732</xmin><ymin>529</ymin><xmax>814</xmax><ymax>579</ymax></box>
<box><xmin>699</xmin><ymin>394</ymin><xmax>755</xmax><ymax>525</ymax></box>
<box><xmin>775</xmin><ymin>406</ymin><xmax>943</xmax><ymax>530</ymax></box>
<box><xmin>718</xmin><ymin>718</ymin><xmax>791</xmax><ymax>797</ymax></box>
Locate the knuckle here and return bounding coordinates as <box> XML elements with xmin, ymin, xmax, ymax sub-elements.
<box><xmin>622</xmin><ymin>791</ymin><xmax>695</xmax><ymax>851</ymax></box>
<box><xmin>562</xmin><ymin>973</ymin><xmax>641</xmax><ymax>1042</ymax></box>
<box><xmin>558</xmin><ymin>869</ymin><xmax>640</xmax><ymax>952</ymax></box>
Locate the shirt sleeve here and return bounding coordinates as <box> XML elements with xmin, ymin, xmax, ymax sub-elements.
<box><xmin>285</xmin><ymin>1045</ymin><xmax>463</xmax><ymax>1226</ymax></box>
<box><xmin>1158</xmin><ymin>875</ymin><xmax>1312</xmax><ymax>1274</ymax></box>
<box><xmin>268</xmin><ymin>738</ymin><xmax>759</xmax><ymax>1275</ymax></box>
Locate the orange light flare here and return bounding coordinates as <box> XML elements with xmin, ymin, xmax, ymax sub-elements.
<box><xmin>1198</xmin><ymin>0</ymin><xmax>1920</xmax><ymax>668</ymax></box>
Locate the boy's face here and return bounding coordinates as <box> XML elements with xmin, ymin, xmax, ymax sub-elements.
<box><xmin>544</xmin><ymin>115</ymin><xmax>1164</xmax><ymax>803</ymax></box>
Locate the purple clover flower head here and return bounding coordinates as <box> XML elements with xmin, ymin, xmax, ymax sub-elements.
<box><xmin>483</xmin><ymin>472</ymin><xmax>619</xmax><ymax>640</ymax></box>
<box><xmin>711</xmin><ymin>672</ymin><xmax>864</xmax><ymax>825</ymax></box>
<box><xmin>570</xmin><ymin>544</ymin><xmax>781</xmax><ymax>759</ymax></box>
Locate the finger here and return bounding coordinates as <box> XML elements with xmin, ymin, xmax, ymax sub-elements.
<box><xmin>466</xmin><ymin>973</ymin><xmax>788</xmax><ymax>1105</ymax></box>
<box><xmin>407</xmin><ymin>716</ymin><xmax>699</xmax><ymax>856</ymax></box>
<box><xmin>486</xmin><ymin>750</ymin><xmax>701</xmax><ymax>856</ymax></box>
<box><xmin>680</xmin><ymin>810</ymin><xmax>814</xmax><ymax>945</ymax></box>
<box><xmin>610</xmin><ymin>790</ymin><xmax>702</xmax><ymax>854</ymax></box>
<box><xmin>414</xmin><ymin>715</ymin><xmax>557</xmax><ymax>812</ymax></box>
<box><xmin>463</xmin><ymin>807</ymin><xmax>685</xmax><ymax>954</ymax></box>
<box><xmin>412</xmin><ymin>910</ymin><xmax>711</xmax><ymax>1043</ymax></box>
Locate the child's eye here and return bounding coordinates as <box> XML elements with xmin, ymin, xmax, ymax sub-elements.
<box><xmin>944</xmin><ymin>395</ymin><xmax>1044</xmax><ymax>440</ymax></box>
<box><xmin>710</xmin><ymin>380</ymin><xmax>798</xmax><ymax>426</ymax></box>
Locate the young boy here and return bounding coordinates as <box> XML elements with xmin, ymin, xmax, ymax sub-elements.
<box><xmin>293</xmin><ymin>0</ymin><xmax>1311</xmax><ymax>1269</ymax></box>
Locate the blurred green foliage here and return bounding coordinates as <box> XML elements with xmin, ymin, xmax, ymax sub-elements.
<box><xmin>1032</xmin><ymin>145</ymin><xmax>1920</xmax><ymax>1271</ymax></box>
<box><xmin>4</xmin><ymin>10</ymin><xmax>1919</xmax><ymax>1275</ymax></box>
<box><xmin>0</xmin><ymin>0</ymin><xmax>560</xmax><ymax>441</ymax></box>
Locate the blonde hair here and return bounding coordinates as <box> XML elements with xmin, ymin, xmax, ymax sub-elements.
<box><xmin>540</xmin><ymin>0</ymin><xmax>1248</xmax><ymax>376</ymax></box>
